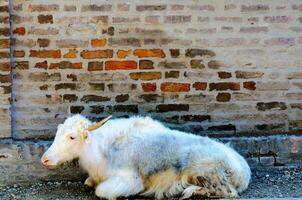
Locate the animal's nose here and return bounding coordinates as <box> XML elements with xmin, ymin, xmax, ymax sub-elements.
<box><xmin>41</xmin><ymin>157</ymin><xmax>49</xmax><ymax>166</ymax></box>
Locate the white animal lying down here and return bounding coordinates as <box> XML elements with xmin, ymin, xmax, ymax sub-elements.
<box><xmin>41</xmin><ymin>115</ymin><xmax>251</xmax><ymax>199</ymax></box>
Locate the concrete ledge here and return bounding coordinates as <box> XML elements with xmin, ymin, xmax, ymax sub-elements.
<box><xmin>1</xmin><ymin>135</ymin><xmax>302</xmax><ymax>185</ymax></box>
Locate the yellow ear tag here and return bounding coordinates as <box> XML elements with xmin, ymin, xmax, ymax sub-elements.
<box><xmin>81</xmin><ymin>132</ymin><xmax>88</xmax><ymax>140</ymax></box>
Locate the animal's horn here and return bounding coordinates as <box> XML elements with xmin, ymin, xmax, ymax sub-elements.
<box><xmin>87</xmin><ymin>115</ymin><xmax>112</xmax><ymax>131</ymax></box>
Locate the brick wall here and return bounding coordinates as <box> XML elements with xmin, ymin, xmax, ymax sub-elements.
<box><xmin>3</xmin><ymin>0</ymin><xmax>302</xmax><ymax>139</ymax></box>
<box><xmin>0</xmin><ymin>0</ymin><xmax>11</xmax><ymax>138</ymax></box>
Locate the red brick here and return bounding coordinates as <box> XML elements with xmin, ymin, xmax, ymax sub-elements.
<box><xmin>142</xmin><ymin>83</ymin><xmax>156</xmax><ymax>92</ymax></box>
<box><xmin>0</xmin><ymin>74</ymin><xmax>11</xmax><ymax>83</ymax></box>
<box><xmin>105</xmin><ymin>61</ymin><xmax>137</xmax><ymax>70</ymax></box>
<box><xmin>161</xmin><ymin>82</ymin><xmax>190</xmax><ymax>92</ymax></box>
<box><xmin>80</xmin><ymin>50</ymin><xmax>113</xmax><ymax>59</ymax></box>
<box><xmin>0</xmin><ymin>39</ymin><xmax>9</xmax><ymax>49</ymax></box>
<box><xmin>91</xmin><ymin>38</ymin><xmax>107</xmax><ymax>47</ymax></box>
<box><xmin>244</xmin><ymin>81</ymin><xmax>256</xmax><ymax>90</ymax></box>
<box><xmin>35</xmin><ymin>61</ymin><xmax>48</xmax><ymax>69</ymax></box>
<box><xmin>13</xmin><ymin>50</ymin><xmax>25</xmax><ymax>57</ymax></box>
<box><xmin>13</xmin><ymin>27</ymin><xmax>25</xmax><ymax>35</ymax></box>
<box><xmin>63</xmin><ymin>49</ymin><xmax>77</xmax><ymax>58</ymax></box>
<box><xmin>117</xmin><ymin>50</ymin><xmax>131</xmax><ymax>58</ymax></box>
<box><xmin>134</xmin><ymin>49</ymin><xmax>165</xmax><ymax>58</ymax></box>
<box><xmin>130</xmin><ymin>72</ymin><xmax>161</xmax><ymax>80</ymax></box>
<box><xmin>49</xmin><ymin>61</ymin><xmax>82</xmax><ymax>69</ymax></box>
<box><xmin>193</xmin><ymin>82</ymin><xmax>207</xmax><ymax>90</ymax></box>
<box><xmin>30</xmin><ymin>50</ymin><xmax>61</xmax><ymax>58</ymax></box>
<box><xmin>0</xmin><ymin>62</ymin><xmax>10</xmax><ymax>71</ymax></box>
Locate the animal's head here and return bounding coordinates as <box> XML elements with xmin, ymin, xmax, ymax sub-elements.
<box><xmin>41</xmin><ymin>115</ymin><xmax>112</xmax><ymax>169</ymax></box>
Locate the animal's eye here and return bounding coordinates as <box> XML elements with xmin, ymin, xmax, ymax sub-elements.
<box><xmin>69</xmin><ymin>136</ymin><xmax>75</xmax><ymax>140</ymax></box>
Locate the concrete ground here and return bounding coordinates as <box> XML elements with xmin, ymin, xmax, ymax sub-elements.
<box><xmin>0</xmin><ymin>167</ymin><xmax>302</xmax><ymax>200</ymax></box>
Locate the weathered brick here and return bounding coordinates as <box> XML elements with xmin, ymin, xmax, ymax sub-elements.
<box><xmin>216</xmin><ymin>93</ymin><xmax>231</xmax><ymax>102</ymax></box>
<box><xmin>130</xmin><ymin>72</ymin><xmax>161</xmax><ymax>81</ymax></box>
<box><xmin>208</xmin><ymin>124</ymin><xmax>236</xmax><ymax>131</ymax></box>
<box><xmin>37</xmin><ymin>38</ymin><xmax>50</xmax><ymax>47</ymax></box>
<box><xmin>240</xmin><ymin>27</ymin><xmax>268</xmax><ymax>33</ymax></box>
<box><xmin>113</xmin><ymin>105</ymin><xmax>138</xmax><ymax>113</ymax></box>
<box><xmin>136</xmin><ymin>5</ymin><xmax>166</xmax><ymax>11</ymax></box>
<box><xmin>134</xmin><ymin>49</ymin><xmax>165</xmax><ymax>58</ymax></box>
<box><xmin>208</xmin><ymin>60</ymin><xmax>225</xmax><ymax>69</ymax></box>
<box><xmin>235</xmin><ymin>71</ymin><xmax>264</xmax><ymax>79</ymax></box>
<box><xmin>0</xmin><ymin>39</ymin><xmax>9</xmax><ymax>49</ymax></box>
<box><xmin>28</xmin><ymin>72</ymin><xmax>61</xmax><ymax>82</ymax></box>
<box><xmin>218</xmin><ymin>72</ymin><xmax>232</xmax><ymax>79</ymax></box>
<box><xmin>115</xmin><ymin>94</ymin><xmax>129</xmax><ymax>103</ymax></box>
<box><xmin>90</xmin><ymin>106</ymin><xmax>104</xmax><ymax>114</ymax></box>
<box><xmin>38</xmin><ymin>15</ymin><xmax>53</xmax><ymax>24</ymax></box>
<box><xmin>88</xmin><ymin>61</ymin><xmax>103</xmax><ymax>71</ymax></box>
<box><xmin>13</xmin><ymin>50</ymin><xmax>25</xmax><ymax>58</ymax></box>
<box><xmin>28</xmin><ymin>4</ymin><xmax>59</xmax><ymax>12</ymax></box>
<box><xmin>81</xmin><ymin>4</ymin><xmax>112</xmax><ymax>12</ymax></box>
<box><xmin>34</xmin><ymin>61</ymin><xmax>48</xmax><ymax>69</ymax></box>
<box><xmin>241</xmin><ymin>5</ymin><xmax>269</xmax><ymax>12</ymax></box>
<box><xmin>13</xmin><ymin>27</ymin><xmax>25</xmax><ymax>35</ymax></box>
<box><xmin>185</xmin><ymin>49</ymin><xmax>215</xmax><ymax>58</ymax></box>
<box><xmin>265</xmin><ymin>37</ymin><xmax>295</xmax><ymax>46</ymax></box>
<box><xmin>109</xmin><ymin>38</ymin><xmax>140</xmax><ymax>47</ymax></box>
<box><xmin>14</xmin><ymin>61</ymin><xmax>29</xmax><ymax>70</ymax></box>
<box><xmin>158</xmin><ymin>61</ymin><xmax>186</xmax><ymax>69</ymax></box>
<box><xmin>88</xmin><ymin>83</ymin><xmax>104</xmax><ymax>91</ymax></box>
<box><xmin>91</xmin><ymin>38</ymin><xmax>107</xmax><ymax>47</ymax></box>
<box><xmin>105</xmin><ymin>61</ymin><xmax>137</xmax><ymax>70</ymax></box>
<box><xmin>142</xmin><ymin>83</ymin><xmax>156</xmax><ymax>92</ymax></box>
<box><xmin>165</xmin><ymin>71</ymin><xmax>179</xmax><ymax>79</ymax></box>
<box><xmin>164</xmin><ymin>15</ymin><xmax>191</xmax><ymax>23</ymax></box>
<box><xmin>81</xmin><ymin>95</ymin><xmax>110</xmax><ymax>103</ymax></box>
<box><xmin>63</xmin><ymin>49</ymin><xmax>77</xmax><ymax>58</ymax></box>
<box><xmin>169</xmin><ymin>49</ymin><xmax>180</xmax><ymax>58</ymax></box>
<box><xmin>209</xmin><ymin>82</ymin><xmax>240</xmax><ymax>91</ymax></box>
<box><xmin>80</xmin><ymin>50</ymin><xmax>113</xmax><ymax>59</ymax></box>
<box><xmin>70</xmin><ymin>106</ymin><xmax>84</xmax><ymax>114</ymax></box>
<box><xmin>63</xmin><ymin>94</ymin><xmax>78</xmax><ymax>102</ymax></box>
<box><xmin>161</xmin><ymin>82</ymin><xmax>190</xmax><ymax>92</ymax></box>
<box><xmin>64</xmin><ymin>5</ymin><xmax>76</xmax><ymax>12</ymax></box>
<box><xmin>67</xmin><ymin>74</ymin><xmax>77</xmax><ymax>82</ymax></box>
<box><xmin>0</xmin><ymin>62</ymin><xmax>10</xmax><ymax>71</ymax></box>
<box><xmin>55</xmin><ymin>83</ymin><xmax>76</xmax><ymax>91</ymax></box>
<box><xmin>193</xmin><ymin>82</ymin><xmax>207</xmax><ymax>91</ymax></box>
<box><xmin>244</xmin><ymin>81</ymin><xmax>256</xmax><ymax>90</ymax></box>
<box><xmin>49</xmin><ymin>61</ymin><xmax>82</xmax><ymax>69</ymax></box>
<box><xmin>257</xmin><ymin>82</ymin><xmax>290</xmax><ymax>91</ymax></box>
<box><xmin>0</xmin><ymin>74</ymin><xmax>11</xmax><ymax>83</ymax></box>
<box><xmin>117</xmin><ymin>50</ymin><xmax>131</xmax><ymax>59</ymax></box>
<box><xmin>108</xmin><ymin>83</ymin><xmax>137</xmax><ymax>93</ymax></box>
<box><xmin>156</xmin><ymin>104</ymin><xmax>189</xmax><ymax>112</ymax></box>
<box><xmin>0</xmin><ymin>27</ymin><xmax>9</xmax><ymax>36</ymax></box>
<box><xmin>256</xmin><ymin>102</ymin><xmax>287</xmax><ymax>111</ymax></box>
<box><xmin>138</xmin><ymin>60</ymin><xmax>153</xmax><ymax>70</ymax></box>
<box><xmin>0</xmin><ymin>51</ymin><xmax>10</xmax><ymax>58</ymax></box>
<box><xmin>190</xmin><ymin>59</ymin><xmax>205</xmax><ymax>69</ymax></box>
<box><xmin>181</xmin><ymin>115</ymin><xmax>211</xmax><ymax>122</ymax></box>
<box><xmin>0</xmin><ymin>5</ymin><xmax>9</xmax><ymax>12</ymax></box>
<box><xmin>57</xmin><ymin>40</ymin><xmax>88</xmax><ymax>48</ymax></box>
<box><xmin>30</xmin><ymin>50</ymin><xmax>61</xmax><ymax>58</ymax></box>
<box><xmin>264</xmin><ymin>16</ymin><xmax>290</xmax><ymax>23</ymax></box>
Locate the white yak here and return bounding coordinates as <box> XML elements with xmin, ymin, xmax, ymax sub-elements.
<box><xmin>41</xmin><ymin>115</ymin><xmax>251</xmax><ymax>199</ymax></box>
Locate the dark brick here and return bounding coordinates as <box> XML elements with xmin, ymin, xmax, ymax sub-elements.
<box><xmin>256</xmin><ymin>102</ymin><xmax>287</xmax><ymax>111</ymax></box>
<box><xmin>88</xmin><ymin>61</ymin><xmax>103</xmax><ymax>71</ymax></box>
<box><xmin>113</xmin><ymin>105</ymin><xmax>138</xmax><ymax>113</ymax></box>
<box><xmin>67</xmin><ymin>74</ymin><xmax>77</xmax><ymax>81</ymax></box>
<box><xmin>136</xmin><ymin>5</ymin><xmax>166</xmax><ymax>11</ymax></box>
<box><xmin>115</xmin><ymin>94</ymin><xmax>129</xmax><ymax>103</ymax></box>
<box><xmin>37</xmin><ymin>38</ymin><xmax>50</xmax><ymax>47</ymax></box>
<box><xmin>90</xmin><ymin>106</ymin><xmax>104</xmax><ymax>114</ymax></box>
<box><xmin>190</xmin><ymin>59</ymin><xmax>205</xmax><ymax>69</ymax></box>
<box><xmin>139</xmin><ymin>94</ymin><xmax>163</xmax><ymax>103</ymax></box>
<box><xmin>165</xmin><ymin>71</ymin><xmax>179</xmax><ymax>78</ymax></box>
<box><xmin>218</xmin><ymin>72</ymin><xmax>232</xmax><ymax>79</ymax></box>
<box><xmin>158</xmin><ymin>61</ymin><xmax>186</xmax><ymax>69</ymax></box>
<box><xmin>256</xmin><ymin>123</ymin><xmax>285</xmax><ymax>131</ymax></box>
<box><xmin>0</xmin><ymin>28</ymin><xmax>9</xmax><ymax>36</ymax></box>
<box><xmin>208</xmin><ymin>124</ymin><xmax>236</xmax><ymax>131</ymax></box>
<box><xmin>55</xmin><ymin>83</ymin><xmax>76</xmax><ymax>90</ymax></box>
<box><xmin>170</xmin><ymin>49</ymin><xmax>180</xmax><ymax>58</ymax></box>
<box><xmin>70</xmin><ymin>106</ymin><xmax>84</xmax><ymax>114</ymax></box>
<box><xmin>0</xmin><ymin>85</ymin><xmax>11</xmax><ymax>94</ymax></box>
<box><xmin>139</xmin><ymin>60</ymin><xmax>154</xmax><ymax>69</ymax></box>
<box><xmin>216</xmin><ymin>93</ymin><xmax>231</xmax><ymax>102</ymax></box>
<box><xmin>208</xmin><ymin>60</ymin><xmax>223</xmax><ymax>69</ymax></box>
<box><xmin>0</xmin><ymin>6</ymin><xmax>9</xmax><ymax>12</ymax></box>
<box><xmin>0</xmin><ymin>51</ymin><xmax>10</xmax><ymax>58</ymax></box>
<box><xmin>193</xmin><ymin>82</ymin><xmax>207</xmax><ymax>90</ymax></box>
<box><xmin>89</xmin><ymin>83</ymin><xmax>105</xmax><ymax>91</ymax></box>
<box><xmin>0</xmin><ymin>74</ymin><xmax>11</xmax><ymax>83</ymax></box>
<box><xmin>35</xmin><ymin>61</ymin><xmax>48</xmax><ymax>69</ymax></box>
<box><xmin>209</xmin><ymin>82</ymin><xmax>240</xmax><ymax>91</ymax></box>
<box><xmin>156</xmin><ymin>104</ymin><xmax>189</xmax><ymax>112</ymax></box>
<box><xmin>38</xmin><ymin>15</ymin><xmax>53</xmax><ymax>24</ymax></box>
<box><xmin>181</xmin><ymin>115</ymin><xmax>211</xmax><ymax>122</ymax></box>
<box><xmin>39</xmin><ymin>84</ymin><xmax>48</xmax><ymax>90</ymax></box>
<box><xmin>185</xmin><ymin>49</ymin><xmax>215</xmax><ymax>57</ymax></box>
<box><xmin>14</xmin><ymin>61</ymin><xmax>29</xmax><ymax>70</ymax></box>
<box><xmin>63</xmin><ymin>94</ymin><xmax>78</xmax><ymax>102</ymax></box>
<box><xmin>244</xmin><ymin>81</ymin><xmax>256</xmax><ymax>90</ymax></box>
<box><xmin>81</xmin><ymin>95</ymin><xmax>110</xmax><ymax>103</ymax></box>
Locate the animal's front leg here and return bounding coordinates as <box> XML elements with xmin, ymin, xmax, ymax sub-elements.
<box><xmin>95</xmin><ymin>170</ymin><xmax>144</xmax><ymax>200</ymax></box>
<box><xmin>84</xmin><ymin>177</ymin><xmax>96</xmax><ymax>187</ymax></box>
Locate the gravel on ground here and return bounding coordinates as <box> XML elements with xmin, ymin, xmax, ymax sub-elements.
<box><xmin>0</xmin><ymin>167</ymin><xmax>302</xmax><ymax>199</ymax></box>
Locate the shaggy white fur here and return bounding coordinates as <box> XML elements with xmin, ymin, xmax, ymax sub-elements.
<box><xmin>41</xmin><ymin>115</ymin><xmax>251</xmax><ymax>200</ymax></box>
